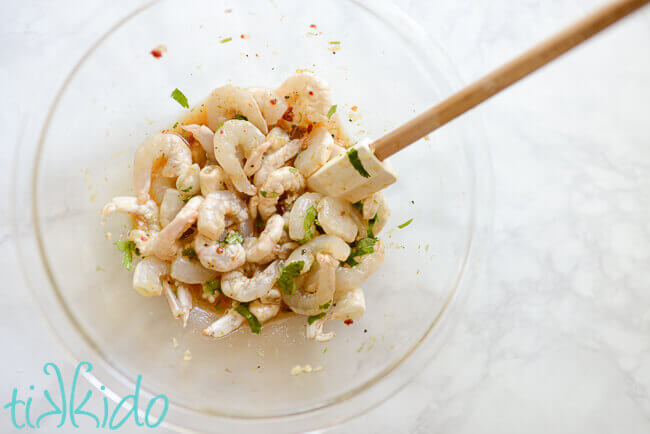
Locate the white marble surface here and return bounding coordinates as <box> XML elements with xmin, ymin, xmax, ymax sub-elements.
<box><xmin>2</xmin><ymin>0</ymin><xmax>650</xmax><ymax>432</ymax></box>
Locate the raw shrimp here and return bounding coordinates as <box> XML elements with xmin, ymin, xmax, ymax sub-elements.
<box><xmin>151</xmin><ymin>196</ymin><xmax>203</xmax><ymax>261</ymax></box>
<box><xmin>213</xmin><ymin>120</ymin><xmax>265</xmax><ymax>195</ymax></box>
<box><xmin>150</xmin><ymin>174</ymin><xmax>176</xmax><ymax>204</ymax></box>
<box><xmin>170</xmin><ymin>255</ymin><xmax>219</xmax><ymax>284</ymax></box>
<box><xmin>257</xmin><ymin>167</ymin><xmax>306</xmax><ymax>219</ymax></box>
<box><xmin>282</xmin><ymin>253</ymin><xmax>337</xmax><ymax>316</ymax></box>
<box><xmin>276</xmin><ymin>73</ymin><xmax>333</xmax><ymax>125</ymax></box>
<box><xmin>243</xmin><ymin>127</ymin><xmax>291</xmax><ymax>177</ymax></box>
<box><xmin>198</xmin><ymin>191</ymin><xmax>252</xmax><ymax>240</ymax></box>
<box><xmin>203</xmin><ymin>308</ymin><xmax>244</xmax><ymax>338</ymax></box>
<box><xmin>102</xmin><ymin>197</ymin><xmax>159</xmax><ymax>230</ymax></box>
<box><xmin>286</xmin><ymin>235</ymin><xmax>351</xmax><ymax>273</ymax></box>
<box><xmin>248</xmin><ymin>195</ymin><xmax>259</xmax><ymax>220</ymax></box>
<box><xmin>248</xmin><ymin>299</ymin><xmax>280</xmax><ymax>323</ymax></box>
<box><xmin>316</xmin><ymin>196</ymin><xmax>358</xmax><ymax>243</ymax></box>
<box><xmin>205</xmin><ymin>84</ymin><xmax>268</xmax><ymax>134</ymax></box>
<box><xmin>265</xmin><ymin>127</ymin><xmax>291</xmax><ymax>152</ymax></box>
<box><xmin>276</xmin><ymin>241</ymin><xmax>298</xmax><ymax>260</ymax></box>
<box><xmin>335</xmin><ymin>240</ymin><xmax>385</xmax><ymax>291</ymax></box>
<box><xmin>294</xmin><ymin>126</ymin><xmax>333</xmax><ymax>177</ymax></box>
<box><xmin>245</xmin><ymin>214</ymin><xmax>284</xmax><ymax>263</ymax></box>
<box><xmin>163</xmin><ymin>280</ymin><xmax>193</xmax><ymax>327</ymax></box>
<box><xmin>181</xmin><ymin>124</ymin><xmax>214</xmax><ymax>155</ymax></box>
<box><xmin>194</xmin><ymin>234</ymin><xmax>246</xmax><ymax>272</ymax></box>
<box><xmin>247</xmin><ymin>87</ymin><xmax>288</xmax><ymax>128</ymax></box>
<box><xmin>220</xmin><ymin>260</ymin><xmax>280</xmax><ymax>302</ymax></box>
<box><xmin>306</xmin><ymin>315</ymin><xmax>333</xmax><ymax>342</ymax></box>
<box><xmin>260</xmin><ymin>288</ymin><xmax>282</xmax><ymax>304</ymax></box>
<box><xmin>253</xmin><ymin>138</ymin><xmax>301</xmax><ymax>186</ymax></box>
<box><xmin>176</xmin><ymin>163</ymin><xmax>201</xmax><ymax>199</ymax></box>
<box><xmin>132</xmin><ymin>256</ymin><xmax>169</xmax><ymax>297</ymax></box>
<box><xmin>128</xmin><ymin>229</ymin><xmax>157</xmax><ymax>257</ymax></box>
<box><xmin>331</xmin><ymin>288</ymin><xmax>365</xmax><ymax>321</ymax></box>
<box><xmin>133</xmin><ymin>133</ymin><xmax>192</xmax><ymax>202</ymax></box>
<box><xmin>288</xmin><ymin>192</ymin><xmax>322</xmax><ymax>241</ymax></box>
<box><xmin>159</xmin><ymin>189</ymin><xmax>184</xmax><ymax>228</ymax></box>
<box><xmin>199</xmin><ymin>165</ymin><xmax>227</xmax><ymax>196</ymax></box>
<box><xmin>361</xmin><ymin>192</ymin><xmax>390</xmax><ymax>235</ymax></box>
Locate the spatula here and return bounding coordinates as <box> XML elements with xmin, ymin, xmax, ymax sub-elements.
<box><xmin>308</xmin><ymin>0</ymin><xmax>649</xmax><ymax>203</ymax></box>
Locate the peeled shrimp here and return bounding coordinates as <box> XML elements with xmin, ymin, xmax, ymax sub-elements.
<box><xmin>276</xmin><ymin>73</ymin><xmax>333</xmax><ymax>125</ymax></box>
<box><xmin>335</xmin><ymin>240</ymin><xmax>385</xmax><ymax>291</ymax></box>
<box><xmin>248</xmin><ymin>299</ymin><xmax>280</xmax><ymax>323</ymax></box>
<box><xmin>170</xmin><ymin>255</ymin><xmax>219</xmax><ymax>284</ymax></box>
<box><xmin>276</xmin><ymin>241</ymin><xmax>298</xmax><ymax>260</ymax></box>
<box><xmin>181</xmin><ymin>124</ymin><xmax>215</xmax><ymax>155</ymax></box>
<box><xmin>331</xmin><ymin>288</ymin><xmax>365</xmax><ymax>321</ymax></box>
<box><xmin>213</xmin><ymin>120</ymin><xmax>265</xmax><ymax>195</ymax></box>
<box><xmin>203</xmin><ymin>308</ymin><xmax>245</xmax><ymax>338</ymax></box>
<box><xmin>243</xmin><ymin>127</ymin><xmax>291</xmax><ymax>177</ymax></box>
<box><xmin>288</xmin><ymin>192</ymin><xmax>322</xmax><ymax>241</ymax></box>
<box><xmin>102</xmin><ymin>197</ymin><xmax>159</xmax><ymax>231</ymax></box>
<box><xmin>258</xmin><ymin>167</ymin><xmax>306</xmax><ymax>219</ymax></box>
<box><xmin>194</xmin><ymin>234</ymin><xmax>246</xmax><ymax>272</ymax></box>
<box><xmin>317</xmin><ymin>196</ymin><xmax>358</xmax><ymax>243</ymax></box>
<box><xmin>151</xmin><ymin>174</ymin><xmax>176</xmax><ymax>204</ymax></box>
<box><xmin>361</xmin><ymin>192</ymin><xmax>390</xmax><ymax>235</ymax></box>
<box><xmin>199</xmin><ymin>165</ymin><xmax>227</xmax><ymax>196</ymax></box>
<box><xmin>198</xmin><ymin>191</ymin><xmax>252</xmax><ymax>240</ymax></box>
<box><xmin>247</xmin><ymin>87</ymin><xmax>288</xmax><ymax>128</ymax></box>
<box><xmin>176</xmin><ymin>163</ymin><xmax>201</xmax><ymax>199</ymax></box>
<box><xmin>282</xmin><ymin>253</ymin><xmax>337</xmax><ymax>316</ymax></box>
<box><xmin>205</xmin><ymin>84</ymin><xmax>268</xmax><ymax>134</ymax></box>
<box><xmin>221</xmin><ymin>260</ymin><xmax>280</xmax><ymax>302</ymax></box>
<box><xmin>163</xmin><ymin>280</ymin><xmax>193</xmax><ymax>327</ymax></box>
<box><xmin>159</xmin><ymin>189</ymin><xmax>184</xmax><ymax>228</ymax></box>
<box><xmin>260</xmin><ymin>288</ymin><xmax>282</xmax><ymax>304</ymax></box>
<box><xmin>151</xmin><ymin>196</ymin><xmax>203</xmax><ymax>261</ymax></box>
<box><xmin>253</xmin><ymin>138</ymin><xmax>301</xmax><ymax>186</ymax></box>
<box><xmin>306</xmin><ymin>315</ymin><xmax>334</xmax><ymax>342</ymax></box>
<box><xmin>245</xmin><ymin>214</ymin><xmax>284</xmax><ymax>263</ymax></box>
<box><xmin>294</xmin><ymin>126</ymin><xmax>333</xmax><ymax>177</ymax></box>
<box><xmin>127</xmin><ymin>229</ymin><xmax>157</xmax><ymax>257</ymax></box>
<box><xmin>132</xmin><ymin>256</ymin><xmax>169</xmax><ymax>297</ymax></box>
<box><xmin>286</xmin><ymin>235</ymin><xmax>351</xmax><ymax>273</ymax></box>
<box><xmin>133</xmin><ymin>133</ymin><xmax>192</xmax><ymax>202</ymax></box>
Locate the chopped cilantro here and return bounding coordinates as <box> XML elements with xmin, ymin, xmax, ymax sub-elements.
<box><xmin>220</xmin><ymin>37</ymin><xmax>232</xmax><ymax>43</ymax></box>
<box><xmin>398</xmin><ymin>218</ymin><xmax>413</xmax><ymax>229</ymax></box>
<box><xmin>182</xmin><ymin>247</ymin><xmax>197</xmax><ymax>259</ymax></box>
<box><xmin>308</xmin><ymin>312</ymin><xmax>327</xmax><ymax>325</ymax></box>
<box><xmin>327</xmin><ymin>104</ymin><xmax>337</xmax><ymax>119</ymax></box>
<box><xmin>115</xmin><ymin>240</ymin><xmax>137</xmax><ymax>270</ymax></box>
<box><xmin>170</xmin><ymin>88</ymin><xmax>189</xmax><ymax>108</ymax></box>
<box><xmin>367</xmin><ymin>214</ymin><xmax>377</xmax><ymax>238</ymax></box>
<box><xmin>215</xmin><ymin>121</ymin><xmax>225</xmax><ymax>130</ymax></box>
<box><xmin>235</xmin><ymin>303</ymin><xmax>261</xmax><ymax>334</ymax></box>
<box><xmin>347</xmin><ymin>148</ymin><xmax>370</xmax><ymax>178</ymax></box>
<box><xmin>203</xmin><ymin>279</ymin><xmax>222</xmax><ymax>295</ymax></box>
<box><xmin>318</xmin><ymin>300</ymin><xmax>332</xmax><ymax>310</ymax></box>
<box><xmin>232</xmin><ymin>114</ymin><xmax>248</xmax><ymax>121</ymax></box>
<box><xmin>345</xmin><ymin>236</ymin><xmax>377</xmax><ymax>267</ymax></box>
<box><xmin>352</xmin><ymin>201</ymin><xmax>363</xmax><ymax>212</ymax></box>
<box><xmin>260</xmin><ymin>190</ymin><xmax>279</xmax><ymax>198</ymax></box>
<box><xmin>288</xmin><ymin>167</ymin><xmax>298</xmax><ymax>174</ymax></box>
<box><xmin>172</xmin><ymin>121</ymin><xmax>179</xmax><ymax>128</ymax></box>
<box><xmin>278</xmin><ymin>261</ymin><xmax>305</xmax><ymax>294</ymax></box>
<box><xmin>221</xmin><ymin>230</ymin><xmax>243</xmax><ymax>245</ymax></box>
<box><xmin>180</xmin><ymin>186</ymin><xmax>192</xmax><ymax>193</ymax></box>
<box><xmin>300</xmin><ymin>206</ymin><xmax>318</xmax><ymax>244</ymax></box>
<box><xmin>255</xmin><ymin>215</ymin><xmax>264</xmax><ymax>231</ymax></box>
<box><xmin>329</xmin><ymin>41</ymin><xmax>341</xmax><ymax>45</ymax></box>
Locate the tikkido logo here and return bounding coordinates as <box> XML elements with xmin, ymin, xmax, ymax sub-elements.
<box><xmin>3</xmin><ymin>362</ymin><xmax>169</xmax><ymax>430</ymax></box>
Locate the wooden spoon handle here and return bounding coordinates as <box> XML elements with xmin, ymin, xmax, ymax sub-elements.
<box><xmin>373</xmin><ymin>0</ymin><xmax>649</xmax><ymax>161</ymax></box>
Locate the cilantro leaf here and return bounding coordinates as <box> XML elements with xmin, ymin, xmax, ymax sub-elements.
<box><xmin>300</xmin><ymin>206</ymin><xmax>318</xmax><ymax>244</ymax></box>
<box><xmin>202</xmin><ymin>279</ymin><xmax>222</xmax><ymax>295</ymax></box>
<box><xmin>308</xmin><ymin>312</ymin><xmax>327</xmax><ymax>325</ymax></box>
<box><xmin>345</xmin><ymin>236</ymin><xmax>377</xmax><ymax>267</ymax></box>
<box><xmin>221</xmin><ymin>231</ymin><xmax>244</xmax><ymax>245</ymax></box>
<box><xmin>352</xmin><ymin>201</ymin><xmax>363</xmax><ymax>212</ymax></box>
<box><xmin>220</xmin><ymin>37</ymin><xmax>232</xmax><ymax>43</ymax></box>
<box><xmin>318</xmin><ymin>300</ymin><xmax>332</xmax><ymax>310</ymax></box>
<box><xmin>232</xmin><ymin>114</ymin><xmax>248</xmax><ymax>121</ymax></box>
<box><xmin>398</xmin><ymin>218</ymin><xmax>413</xmax><ymax>229</ymax></box>
<box><xmin>278</xmin><ymin>261</ymin><xmax>305</xmax><ymax>294</ymax></box>
<box><xmin>115</xmin><ymin>240</ymin><xmax>137</xmax><ymax>271</ymax></box>
<box><xmin>347</xmin><ymin>148</ymin><xmax>370</xmax><ymax>178</ymax></box>
<box><xmin>327</xmin><ymin>104</ymin><xmax>337</xmax><ymax>119</ymax></box>
<box><xmin>235</xmin><ymin>303</ymin><xmax>261</xmax><ymax>334</ymax></box>
<box><xmin>170</xmin><ymin>88</ymin><xmax>189</xmax><ymax>108</ymax></box>
<box><xmin>367</xmin><ymin>214</ymin><xmax>377</xmax><ymax>238</ymax></box>
<box><xmin>260</xmin><ymin>190</ymin><xmax>279</xmax><ymax>198</ymax></box>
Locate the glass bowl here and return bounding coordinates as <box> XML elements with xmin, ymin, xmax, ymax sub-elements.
<box><xmin>14</xmin><ymin>0</ymin><xmax>493</xmax><ymax>432</ymax></box>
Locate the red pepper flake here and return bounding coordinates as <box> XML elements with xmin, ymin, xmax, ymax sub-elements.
<box><xmin>310</xmin><ymin>24</ymin><xmax>317</xmax><ymax>28</ymax></box>
<box><xmin>257</xmin><ymin>365</ymin><xmax>261</xmax><ymax>369</ymax></box>
<box><xmin>306</xmin><ymin>123</ymin><xmax>313</xmax><ymax>133</ymax></box>
<box><xmin>224</xmin><ymin>9</ymin><xmax>232</xmax><ymax>13</ymax></box>
<box><xmin>150</xmin><ymin>49</ymin><xmax>162</xmax><ymax>58</ymax></box>
<box><xmin>240</xmin><ymin>34</ymin><xmax>245</xmax><ymax>39</ymax></box>
<box><xmin>282</xmin><ymin>106</ymin><xmax>294</xmax><ymax>122</ymax></box>
<box><xmin>270</xmin><ymin>98</ymin><xmax>277</xmax><ymax>105</ymax></box>
<box><xmin>217</xmin><ymin>246</ymin><xmax>224</xmax><ymax>254</ymax></box>
<box><xmin>344</xmin><ymin>319</ymin><xmax>354</xmax><ymax>325</ymax></box>
<box><xmin>308</xmin><ymin>91</ymin><xmax>314</xmax><ymax>96</ymax></box>
<box><xmin>351</xmin><ymin>106</ymin><xmax>358</xmax><ymax>112</ymax></box>
<box><xmin>363</xmin><ymin>329</ymin><xmax>367</xmax><ymax>333</ymax></box>
<box><xmin>225</xmin><ymin>368</ymin><xmax>232</xmax><ymax>373</ymax></box>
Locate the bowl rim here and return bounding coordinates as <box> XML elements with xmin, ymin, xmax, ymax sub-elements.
<box><xmin>13</xmin><ymin>0</ymin><xmax>494</xmax><ymax>431</ymax></box>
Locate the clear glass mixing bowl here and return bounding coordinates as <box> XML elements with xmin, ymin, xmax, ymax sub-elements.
<box><xmin>14</xmin><ymin>0</ymin><xmax>492</xmax><ymax>431</ymax></box>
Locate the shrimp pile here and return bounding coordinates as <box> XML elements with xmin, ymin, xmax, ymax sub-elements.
<box><xmin>102</xmin><ymin>73</ymin><xmax>390</xmax><ymax>342</ymax></box>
